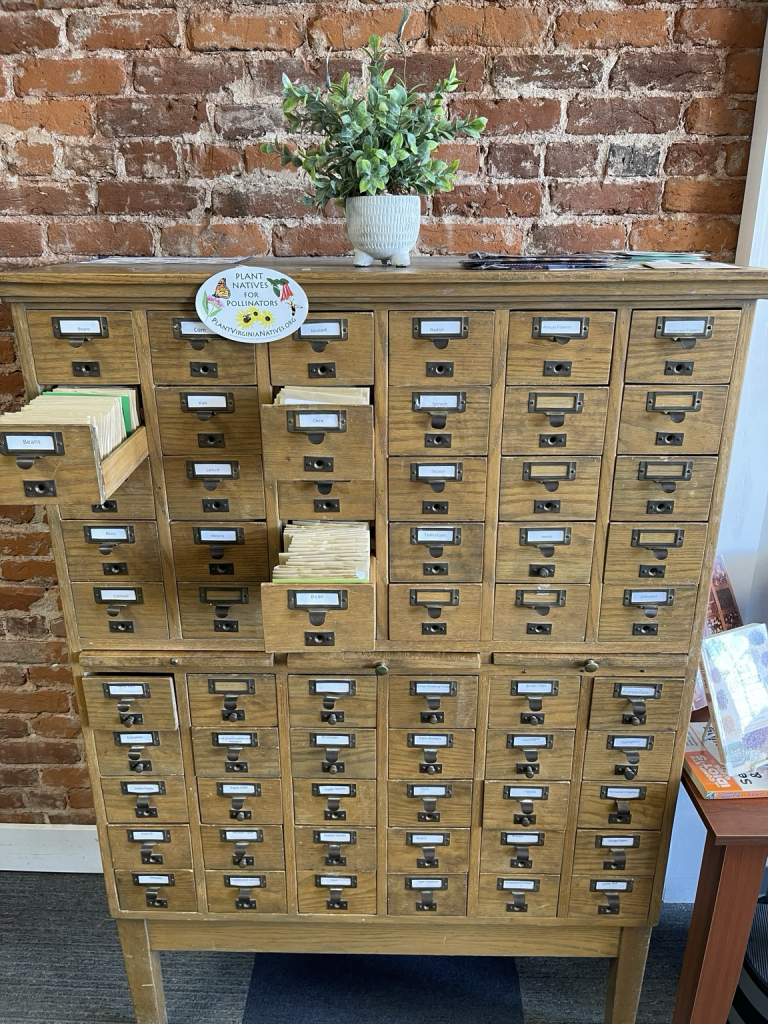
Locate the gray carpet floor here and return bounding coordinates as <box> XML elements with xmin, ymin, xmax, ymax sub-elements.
<box><xmin>0</xmin><ymin>873</ymin><xmax>691</xmax><ymax>1023</ymax></box>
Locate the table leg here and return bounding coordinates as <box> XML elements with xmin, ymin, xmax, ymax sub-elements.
<box><xmin>672</xmin><ymin>836</ymin><xmax>768</xmax><ymax>1024</ymax></box>
<box><xmin>117</xmin><ymin>919</ymin><xmax>167</xmax><ymax>1024</ymax></box>
<box><xmin>604</xmin><ymin>925</ymin><xmax>652</xmax><ymax>1024</ymax></box>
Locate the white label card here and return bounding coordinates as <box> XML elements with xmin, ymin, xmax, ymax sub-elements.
<box><xmin>415</xmin><ymin>394</ymin><xmax>459</xmax><ymax>409</ymax></box>
<box><xmin>319</xmin><ymin>876</ymin><xmax>353</xmax><ymax>887</ymax></box>
<box><xmin>525</xmin><ymin>530</ymin><xmax>566</xmax><ymax>543</ymax></box>
<box><xmin>511</xmin><ymin>736</ymin><xmax>548</xmax><ymax>747</ymax></box>
<box><xmin>601</xmin><ymin>837</ymin><xmax>637</xmax><ymax>848</ymax></box>
<box><xmin>539</xmin><ymin>319</ymin><xmax>583</xmax><ymax>334</ymax></box>
<box><xmin>131</xmin><ymin>831</ymin><xmax>166</xmax><ymax>841</ymax></box>
<box><xmin>185</xmin><ymin>394</ymin><xmax>228</xmax><ymax>409</ymax></box>
<box><xmin>595</xmin><ymin>881</ymin><xmax>630</xmax><ymax>891</ymax></box>
<box><xmin>504</xmin><ymin>834</ymin><xmax>539</xmax><ymax>844</ymax></box>
<box><xmin>5</xmin><ymin>434</ymin><xmax>56</xmax><ymax>451</ymax></box>
<box><xmin>501</xmin><ymin>879</ymin><xmax>537</xmax><ymax>890</ymax></box>
<box><xmin>99</xmin><ymin>589</ymin><xmax>137</xmax><ymax>601</ymax></box>
<box><xmin>230</xmin><ymin>877</ymin><xmax>263</xmax><ymax>887</ymax></box>
<box><xmin>618</xmin><ymin>685</ymin><xmax>658</xmax><ymax>698</ymax></box>
<box><xmin>416</xmin><ymin>529</ymin><xmax>455</xmax><ymax>543</ymax></box>
<box><xmin>217</xmin><ymin>734</ymin><xmax>253</xmax><ymax>745</ymax></box>
<box><xmin>125</xmin><ymin>783</ymin><xmax>161</xmax><ymax>794</ymax></box>
<box><xmin>506</xmin><ymin>788</ymin><xmax>545</xmax><ymax>798</ymax></box>
<box><xmin>300</xmin><ymin>322</ymin><xmax>342</xmax><ymax>338</ymax></box>
<box><xmin>221</xmin><ymin>784</ymin><xmax>257</xmax><ymax>795</ymax></box>
<box><xmin>58</xmin><ymin>319</ymin><xmax>103</xmax><ymax>334</ymax></box>
<box><xmin>296</xmin><ymin>412</ymin><xmax>339</xmax><ymax>429</ymax></box>
<box><xmin>662</xmin><ymin>319</ymin><xmax>708</xmax><ymax>335</ymax></box>
<box><xmin>606</xmin><ymin>787</ymin><xmax>641</xmax><ymax>799</ymax></box>
<box><xmin>410</xmin><ymin>878</ymin><xmax>442</xmax><ymax>889</ymax></box>
<box><xmin>136</xmin><ymin>875</ymin><xmax>171</xmax><ymax>886</ymax></box>
<box><xmin>89</xmin><ymin>527</ymin><xmax>129</xmax><ymax>541</ymax></box>
<box><xmin>295</xmin><ymin>592</ymin><xmax>341</xmax><ymax>607</ymax></box>
<box><xmin>318</xmin><ymin>832</ymin><xmax>352</xmax><ymax>843</ymax></box>
<box><xmin>515</xmin><ymin>682</ymin><xmax>554</xmax><ymax>695</ymax></box>
<box><xmin>411</xmin><ymin>834</ymin><xmax>446</xmax><ymax>845</ymax></box>
<box><xmin>316</xmin><ymin>785</ymin><xmax>353</xmax><ymax>796</ymax></box>
<box><xmin>613</xmin><ymin>737</ymin><xmax>649</xmax><ymax>749</ymax></box>
<box><xmin>106</xmin><ymin>684</ymin><xmax>145</xmax><ymax>696</ymax></box>
<box><xmin>630</xmin><ymin>591</ymin><xmax>668</xmax><ymax>603</ymax></box>
<box><xmin>193</xmin><ymin>463</ymin><xmax>233</xmax><ymax>476</ymax></box>
<box><xmin>224</xmin><ymin>831</ymin><xmax>260</xmax><ymax>841</ymax></box>
<box><xmin>178</xmin><ymin>320</ymin><xmax>209</xmax><ymax>336</ymax></box>
<box><xmin>412</xmin><ymin>786</ymin><xmax>447</xmax><ymax>797</ymax></box>
<box><xmin>315</xmin><ymin>734</ymin><xmax>351</xmax><ymax>746</ymax></box>
<box><xmin>313</xmin><ymin>681</ymin><xmax>351</xmax><ymax>694</ymax></box>
<box><xmin>417</xmin><ymin>465</ymin><xmax>456</xmax><ymax>479</ymax></box>
<box><xmin>117</xmin><ymin>733</ymin><xmax>154</xmax><ymax>745</ymax></box>
<box><xmin>414</xmin><ymin>735</ymin><xmax>450</xmax><ymax>746</ymax></box>
<box><xmin>414</xmin><ymin>683</ymin><xmax>453</xmax><ymax>695</ymax></box>
<box><xmin>420</xmin><ymin>319</ymin><xmax>463</xmax><ymax>335</ymax></box>
<box><xmin>199</xmin><ymin>530</ymin><xmax>238</xmax><ymax>542</ymax></box>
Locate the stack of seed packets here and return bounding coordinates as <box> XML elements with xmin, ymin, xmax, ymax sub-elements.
<box><xmin>273</xmin><ymin>386</ymin><xmax>370</xmax><ymax>406</ymax></box>
<box><xmin>0</xmin><ymin>387</ymin><xmax>139</xmax><ymax>457</ymax></box>
<box><xmin>272</xmin><ymin>522</ymin><xmax>370</xmax><ymax>583</ymax></box>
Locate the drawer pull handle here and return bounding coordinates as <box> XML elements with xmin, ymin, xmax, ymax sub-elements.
<box><xmin>510</xmin><ymin>845</ymin><xmax>532</xmax><ymax>870</ymax></box>
<box><xmin>506</xmin><ymin>891</ymin><xmax>529</xmax><ymax>913</ymax></box>
<box><xmin>140</xmin><ymin>843</ymin><xmax>163</xmax><ymax>865</ymax></box>
<box><xmin>226</xmin><ymin>746</ymin><xmax>243</xmax><ymax>762</ymax></box>
<box><xmin>325</xmin><ymin>843</ymin><xmax>345</xmax><ymax>866</ymax></box>
<box><xmin>134</xmin><ymin>795</ymin><xmax>157</xmax><ymax>818</ymax></box>
<box><xmin>117</xmin><ymin>700</ymin><xmax>143</xmax><ymax>727</ymax></box>
<box><xmin>145</xmin><ymin>887</ymin><xmax>167</xmax><ymax>909</ymax></box>
<box><xmin>599</xmin><ymin>893</ymin><xmax>621</xmax><ymax>915</ymax></box>
<box><xmin>230</xmin><ymin>798</ymin><xmax>250</xmax><ymax>821</ymax></box>
<box><xmin>235</xmin><ymin>888</ymin><xmax>258</xmax><ymax>910</ymax></box>
<box><xmin>604</xmin><ymin>849</ymin><xmax>627</xmax><ymax>871</ymax></box>
<box><xmin>232</xmin><ymin>842</ymin><xmax>253</xmax><ymax>867</ymax></box>
<box><xmin>623</xmin><ymin>700</ymin><xmax>647</xmax><ymax>726</ymax></box>
<box><xmin>415</xmin><ymin>889</ymin><xmax>436</xmax><ymax>912</ymax></box>
<box><xmin>222</xmin><ymin>695</ymin><xmax>244</xmax><ymax>722</ymax></box>
<box><xmin>327</xmin><ymin>886</ymin><xmax>347</xmax><ymax>910</ymax></box>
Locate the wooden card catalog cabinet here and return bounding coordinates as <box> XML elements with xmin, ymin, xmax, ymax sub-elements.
<box><xmin>2</xmin><ymin>258</ymin><xmax>766</xmax><ymax>1024</ymax></box>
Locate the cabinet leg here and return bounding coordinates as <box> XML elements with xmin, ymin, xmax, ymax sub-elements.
<box><xmin>604</xmin><ymin>925</ymin><xmax>652</xmax><ymax>1024</ymax></box>
<box><xmin>117</xmin><ymin>919</ymin><xmax>167</xmax><ymax>1024</ymax></box>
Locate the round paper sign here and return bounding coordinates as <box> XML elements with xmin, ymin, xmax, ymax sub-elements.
<box><xmin>195</xmin><ymin>266</ymin><xmax>308</xmax><ymax>344</ymax></box>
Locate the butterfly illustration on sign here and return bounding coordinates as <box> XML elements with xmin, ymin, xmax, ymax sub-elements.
<box><xmin>195</xmin><ymin>267</ymin><xmax>308</xmax><ymax>344</ymax></box>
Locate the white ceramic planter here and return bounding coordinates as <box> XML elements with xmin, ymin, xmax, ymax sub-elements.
<box><xmin>345</xmin><ymin>194</ymin><xmax>421</xmax><ymax>267</ymax></box>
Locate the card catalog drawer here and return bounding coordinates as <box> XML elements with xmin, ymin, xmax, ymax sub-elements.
<box><xmin>387</xmin><ymin>827</ymin><xmax>470</xmax><ymax>873</ymax></box>
<box><xmin>603</xmin><ymin>522</ymin><xmax>707</xmax><ymax>584</ymax></box>
<box><xmin>496</xmin><ymin>521</ymin><xmax>595</xmax><ymax>584</ymax></box>
<box><xmin>92</xmin><ymin>728</ymin><xmax>183</xmax><ymax>777</ymax></box>
<box><xmin>187</xmin><ymin>672</ymin><xmax>277</xmax><ymax>728</ymax></box>
<box><xmin>389</xmin><ymin>522</ymin><xmax>484</xmax><ymax>582</ymax></box>
<box><xmin>0</xmin><ymin>422</ymin><xmax>148</xmax><ymax>506</ymax></box>
<box><xmin>197</xmin><ymin>778</ymin><xmax>283</xmax><ymax>824</ymax></box>
<box><xmin>577</xmin><ymin>781</ymin><xmax>668</xmax><ymax>830</ymax></box>
<box><xmin>294</xmin><ymin>779</ymin><xmax>377</xmax><ymax>826</ymax></box>
<box><xmin>200</xmin><ymin>823</ymin><xmax>285</xmax><ymax>871</ymax></box>
<box><xmin>485</xmin><ymin>730</ymin><xmax>575</xmax><ymax>781</ymax></box>
<box><xmin>388</xmin><ymin>584</ymin><xmax>482</xmax><ymax>643</ymax></box>
<box><xmin>261</xmin><ymin>581</ymin><xmax>375</xmax><ymax>653</ymax></box>
<box><xmin>261</xmin><ymin>405</ymin><xmax>374</xmax><ymax>482</ymax></box>
<box><xmin>572</xmin><ymin>829</ymin><xmax>662</xmax><ymax>875</ymax></box>
<box><xmin>387</xmin><ymin>728</ymin><xmax>475</xmax><ymax>779</ymax></box>
<box><xmin>389</xmin><ymin>310</ymin><xmax>495</xmax><ymax>386</ymax></box>
<box><xmin>388</xmin><ymin>456</ymin><xmax>488</xmax><ymax>521</ymax></box>
<box><xmin>388</xmin><ymin>386</ymin><xmax>491</xmax><ymax>456</ymax></box>
<box><xmin>191</xmin><ymin>727</ymin><xmax>280</xmax><ymax>778</ymax></box>
<box><xmin>62</xmin><ymin>520</ymin><xmax>162</xmax><ymax>581</ymax></box>
<box><xmin>388</xmin><ymin>780</ymin><xmax>472</xmax><ymax>827</ymax></box>
<box><xmin>388</xmin><ymin>675</ymin><xmax>478</xmax><ymax>729</ymax></box>
<box><xmin>626</xmin><ymin>309</ymin><xmax>739</xmax><ymax>384</ymax></box>
<box><xmin>297</xmin><ymin>870</ymin><xmax>377</xmax><ymax>915</ymax></box>
<box><xmin>178</xmin><ymin>584</ymin><xmax>263</xmax><ymax>641</ymax></box>
<box><xmin>567</xmin><ymin>874</ymin><xmax>653</xmax><ymax>921</ymax></box>
<box><xmin>163</xmin><ymin>456</ymin><xmax>266</xmax><ymax>520</ymax></box>
<box><xmin>59</xmin><ymin>458</ymin><xmax>155</xmax><ymax>520</ymax></box>
<box><xmin>107</xmin><ymin>824</ymin><xmax>192</xmax><ymax>871</ymax></box>
<box><xmin>101</xmin><ymin>777</ymin><xmax>189</xmax><ymax>824</ymax></box>
<box><xmin>288</xmin><ymin>674</ymin><xmax>377</xmax><ymax>729</ymax></box>
<box><xmin>295</xmin><ymin>825</ymin><xmax>377</xmax><ymax>871</ymax></box>
<box><xmin>205</xmin><ymin>870</ymin><xmax>287</xmax><ymax>914</ymax></box>
<box><xmin>507</xmin><ymin>311</ymin><xmax>615</xmax><ymax>385</ymax></box>
<box><xmin>482</xmin><ymin>781</ymin><xmax>571</xmax><ymax>830</ymax></box>
<box><xmin>480</xmin><ymin>828</ymin><xmax>565</xmax><ymax>875</ymax></box>
<box><xmin>503</xmin><ymin>387</ymin><xmax>609</xmax><ymax>455</ymax></box>
<box><xmin>589</xmin><ymin>677</ymin><xmax>684</xmax><ymax>731</ymax></box>
<box><xmin>611</xmin><ymin>456</ymin><xmax>718</xmax><ymax>521</ymax></box>
<box><xmin>598</xmin><ymin>584</ymin><xmax>698</xmax><ymax>646</ymax></box>
<box><xmin>277</xmin><ymin>480</ymin><xmax>375</xmax><ymax>521</ymax></box>
<box><xmin>583</xmin><ymin>730</ymin><xmax>675</xmax><ymax>783</ymax></box>
<box><xmin>617</xmin><ymin>385</ymin><xmax>728</xmax><ymax>455</ymax></box>
<box><xmin>81</xmin><ymin>675</ymin><xmax>177</xmax><ymax>731</ymax></box>
<box><xmin>269</xmin><ymin>312</ymin><xmax>374</xmax><ymax>385</ymax></box>
<box><xmin>493</xmin><ymin>584</ymin><xmax>589</xmax><ymax>643</ymax></box>
<box><xmin>499</xmin><ymin>456</ymin><xmax>601</xmax><ymax>521</ymax></box>
<box><xmin>26</xmin><ymin>309</ymin><xmax>138</xmax><ymax>384</ymax></box>
<box><xmin>290</xmin><ymin>728</ymin><xmax>376</xmax><ymax>779</ymax></box>
<box><xmin>388</xmin><ymin>873</ymin><xmax>467</xmax><ymax>916</ymax></box>
<box><xmin>155</xmin><ymin>387</ymin><xmax>261</xmax><ymax>455</ymax></box>
<box><xmin>71</xmin><ymin>582</ymin><xmax>169</xmax><ymax>641</ymax></box>
<box><xmin>115</xmin><ymin>869</ymin><xmax>197</xmax><ymax>913</ymax></box>
<box><xmin>170</xmin><ymin>522</ymin><xmax>269</xmax><ymax>582</ymax></box>
<box><xmin>147</xmin><ymin>310</ymin><xmax>257</xmax><ymax>385</ymax></box>
<box><xmin>477</xmin><ymin>872</ymin><xmax>559</xmax><ymax>918</ymax></box>
<box><xmin>488</xmin><ymin>674</ymin><xmax>581</xmax><ymax>729</ymax></box>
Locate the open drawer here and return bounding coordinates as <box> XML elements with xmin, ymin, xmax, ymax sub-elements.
<box><xmin>0</xmin><ymin>423</ymin><xmax>149</xmax><ymax>505</ymax></box>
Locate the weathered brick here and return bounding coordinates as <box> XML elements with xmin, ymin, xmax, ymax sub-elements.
<box><xmin>387</xmin><ymin>54</ymin><xmax>485</xmax><ymax>93</ymax></box>
<box><xmin>629</xmin><ymin>217</ymin><xmax>739</xmax><ymax>256</ymax></box>
<box><xmin>272</xmin><ymin>221</ymin><xmax>351</xmax><ymax>257</ymax></box>
<box><xmin>675</xmin><ymin>8</ymin><xmax>768</xmax><ymax>48</ymax></box>
<box><xmin>48</xmin><ymin>220</ymin><xmax>153</xmax><ymax>257</ymax></box>
<box><xmin>664</xmin><ymin>142</ymin><xmax>721</xmax><ymax>177</ymax></box>
<box><xmin>1</xmin><ymin>736</ymin><xmax>79</xmax><ymax>764</ymax></box>
<box><xmin>0</xmin><ymin>810</ymin><xmax>45</xmax><ymax>823</ymax></box>
<box><xmin>62</xmin><ymin>143</ymin><xmax>117</xmax><ymax>177</ymax></box>
<box><xmin>0</xmin><ymin>336</ymin><xmax>15</xmax><ymax>364</ymax></box>
<box><xmin>96</xmin><ymin>98</ymin><xmax>206</xmax><ymax>138</ymax></box>
<box><xmin>212</xmin><ymin>185</ymin><xmax>307</xmax><ymax>220</ymax></box>
<box><xmin>16</xmin><ymin>57</ymin><xmax>126</xmax><ymax>97</ymax></box>
<box><xmin>28</xmin><ymin>789</ymin><xmax>68</xmax><ymax>811</ymax></box>
<box><xmin>726</xmin><ymin>141</ymin><xmax>751</xmax><ymax>177</ymax></box>
<box><xmin>607</xmin><ymin>143</ymin><xmax>661</xmax><ymax>178</ymax></box>
<box><xmin>530</xmin><ymin>221</ymin><xmax>627</xmax><ymax>254</ymax></box>
<box><xmin>0</xmin><ymin>585</ymin><xmax>45</xmax><ymax>612</ymax></box>
<box><xmin>453</xmin><ymin>98</ymin><xmax>560</xmax><ymax>135</ymax></box>
<box><xmin>493</xmin><ymin>54</ymin><xmax>603</xmax><ymax>92</ymax></box>
<box><xmin>0</xmin><ymin>790</ymin><xmax>25</xmax><ymax>809</ymax></box>
<box><xmin>433</xmin><ymin>183</ymin><xmax>542</xmax><ymax>218</ymax></box>
<box><xmin>48</xmin><ymin>808</ymin><xmax>95</xmax><ymax>824</ymax></box>
<box><xmin>0</xmin><ymin>665</ymin><xmax>25</xmax><ymax>686</ymax></box>
<box><xmin>3</xmin><ymin>641</ymin><xmax>67</xmax><ymax>666</ymax></box>
<box><xmin>567</xmin><ymin>97</ymin><xmax>680</xmax><ymax>135</ymax></box>
<box><xmin>433</xmin><ymin>142</ymin><xmax>481</xmax><ymax>176</ymax></box>
<box><xmin>8</xmin><ymin>141</ymin><xmax>55</xmax><ymax>175</ymax></box>
<box><xmin>215</xmin><ymin>104</ymin><xmax>283</xmax><ymax>140</ymax></box>
<box><xmin>0</xmin><ymin>371</ymin><xmax>25</xmax><ymax>396</ymax></box>
<box><xmin>98</xmin><ymin>181</ymin><xmax>199</xmax><ymax>215</ymax></box>
<box><xmin>4</xmin><ymin>614</ymin><xmax>51</xmax><ymax>638</ymax></box>
<box><xmin>0</xmin><ymin>558</ymin><xmax>55</xmax><ymax>582</ymax></box>
<box><xmin>544</xmin><ymin>142</ymin><xmax>599</xmax><ymax>179</ymax></box>
<box><xmin>487</xmin><ymin>142</ymin><xmax>537</xmax><ymax>179</ymax></box>
<box><xmin>551</xmin><ymin>181</ymin><xmax>661</xmax><ymax>215</ymax></box>
<box><xmin>0</xmin><ymin>12</ymin><xmax>59</xmax><ymax>54</ymax></box>
<box><xmin>160</xmin><ymin>222</ymin><xmax>269</xmax><ymax>258</ymax></box>
<box><xmin>0</xmin><ymin>718</ymin><xmax>28</xmax><ymax>739</ymax></box>
<box><xmin>250</xmin><ymin>56</ymin><xmax>362</xmax><ymax>94</ymax></box>
<box><xmin>609</xmin><ymin>52</ymin><xmax>720</xmax><ymax>93</ymax></box>
<box><xmin>429</xmin><ymin>5</ymin><xmax>546</xmax><ymax>48</ymax></box>
<box><xmin>0</xmin><ymin>100</ymin><xmax>92</xmax><ymax>135</ymax></box>
<box><xmin>34</xmin><ymin>715</ymin><xmax>81</xmax><ymax>739</ymax></box>
<box><xmin>685</xmin><ymin>99</ymin><xmax>756</xmax><ymax>137</ymax></box>
<box><xmin>0</xmin><ymin>506</ymin><xmax>35</xmax><ymax>525</ymax></box>
<box><xmin>0</xmin><ymin>689</ymin><xmax>69</xmax><ymax>713</ymax></box>
<box><xmin>0</xmin><ymin>766</ymin><xmax>38</xmax><ymax>786</ymax></box>
<box><xmin>0</xmin><ymin>528</ymin><xmax>50</xmax><ymax>557</ymax></box>
<box><xmin>0</xmin><ymin>183</ymin><xmax>91</xmax><ymax>217</ymax></box>
<box><xmin>309</xmin><ymin>9</ymin><xmax>425</xmax><ymax>50</ymax></box>
<box><xmin>183</xmin><ymin>143</ymin><xmax>242</xmax><ymax>178</ymax></box>
<box><xmin>0</xmin><ymin>222</ymin><xmax>44</xmax><ymax>259</ymax></box>
<box><xmin>188</xmin><ymin>12</ymin><xmax>303</xmax><ymax>52</ymax></box>
<box><xmin>243</xmin><ymin>146</ymin><xmax>299</xmax><ymax>173</ymax></box>
<box><xmin>725</xmin><ymin>51</ymin><xmax>761</xmax><ymax>95</ymax></box>
<box><xmin>417</xmin><ymin>221</ymin><xmax>520</xmax><ymax>256</ymax></box>
<box><xmin>555</xmin><ymin>9</ymin><xmax>669</xmax><ymax>48</ymax></box>
<box><xmin>134</xmin><ymin>54</ymin><xmax>244</xmax><ymax>95</ymax></box>
<box><xmin>663</xmin><ymin>179</ymin><xmax>746</xmax><ymax>215</ymax></box>
<box><xmin>41</xmin><ymin>764</ymin><xmax>88</xmax><ymax>788</ymax></box>
<box><xmin>67</xmin><ymin>11</ymin><xmax>180</xmax><ymax>50</ymax></box>
<box><xmin>67</xmin><ymin>788</ymin><xmax>94</xmax><ymax>810</ymax></box>
<box><xmin>121</xmin><ymin>140</ymin><xmax>179</xmax><ymax>178</ymax></box>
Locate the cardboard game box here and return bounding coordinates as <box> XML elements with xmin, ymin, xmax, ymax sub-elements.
<box><xmin>684</xmin><ymin>721</ymin><xmax>768</xmax><ymax>799</ymax></box>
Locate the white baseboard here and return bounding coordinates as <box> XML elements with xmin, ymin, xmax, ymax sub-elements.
<box><xmin>0</xmin><ymin>823</ymin><xmax>103</xmax><ymax>873</ymax></box>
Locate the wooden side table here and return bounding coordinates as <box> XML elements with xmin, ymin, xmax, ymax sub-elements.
<box><xmin>672</xmin><ymin>773</ymin><xmax>768</xmax><ymax>1024</ymax></box>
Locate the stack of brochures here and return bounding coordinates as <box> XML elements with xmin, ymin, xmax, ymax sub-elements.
<box><xmin>272</xmin><ymin>521</ymin><xmax>370</xmax><ymax>583</ymax></box>
<box><xmin>684</xmin><ymin>721</ymin><xmax>768</xmax><ymax>799</ymax></box>
<box><xmin>0</xmin><ymin>387</ymin><xmax>139</xmax><ymax>457</ymax></box>
<box><xmin>273</xmin><ymin>386</ymin><xmax>370</xmax><ymax>406</ymax></box>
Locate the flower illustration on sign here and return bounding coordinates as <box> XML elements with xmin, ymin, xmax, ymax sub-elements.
<box><xmin>268</xmin><ymin>277</ymin><xmax>297</xmax><ymax>315</ymax></box>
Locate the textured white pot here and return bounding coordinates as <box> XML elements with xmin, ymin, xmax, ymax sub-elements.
<box><xmin>345</xmin><ymin>194</ymin><xmax>421</xmax><ymax>267</ymax></box>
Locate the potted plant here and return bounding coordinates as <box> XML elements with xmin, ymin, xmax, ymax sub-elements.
<box><xmin>262</xmin><ymin>16</ymin><xmax>486</xmax><ymax>267</ymax></box>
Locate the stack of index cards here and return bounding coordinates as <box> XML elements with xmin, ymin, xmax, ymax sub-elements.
<box><xmin>272</xmin><ymin>521</ymin><xmax>370</xmax><ymax>583</ymax></box>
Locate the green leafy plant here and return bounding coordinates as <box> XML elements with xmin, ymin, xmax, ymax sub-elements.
<box><xmin>261</xmin><ymin>12</ymin><xmax>487</xmax><ymax>209</ymax></box>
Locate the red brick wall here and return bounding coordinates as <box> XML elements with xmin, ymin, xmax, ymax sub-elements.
<box><xmin>0</xmin><ymin>2</ymin><xmax>763</xmax><ymax>824</ymax></box>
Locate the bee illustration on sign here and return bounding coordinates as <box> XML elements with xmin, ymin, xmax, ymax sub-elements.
<box><xmin>195</xmin><ymin>266</ymin><xmax>308</xmax><ymax>344</ymax></box>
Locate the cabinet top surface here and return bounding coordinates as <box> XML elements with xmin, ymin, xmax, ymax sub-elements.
<box><xmin>2</xmin><ymin>256</ymin><xmax>768</xmax><ymax>302</ymax></box>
